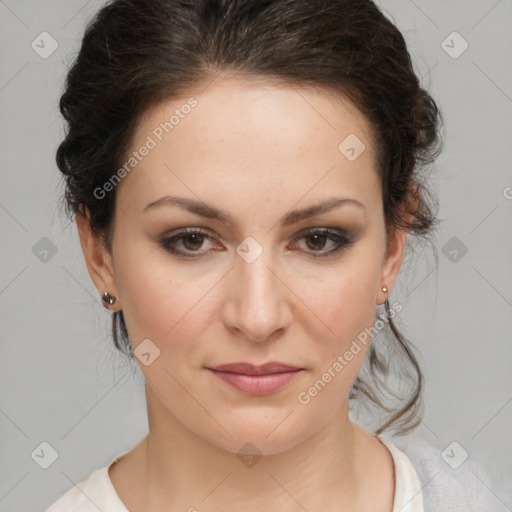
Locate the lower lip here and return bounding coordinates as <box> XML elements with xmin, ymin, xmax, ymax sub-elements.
<box><xmin>208</xmin><ymin>369</ymin><xmax>302</xmax><ymax>395</ymax></box>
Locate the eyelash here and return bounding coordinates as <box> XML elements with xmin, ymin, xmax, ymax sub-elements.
<box><xmin>159</xmin><ymin>227</ymin><xmax>355</xmax><ymax>259</ymax></box>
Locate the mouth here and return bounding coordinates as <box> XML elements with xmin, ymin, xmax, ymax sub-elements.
<box><xmin>206</xmin><ymin>362</ymin><xmax>304</xmax><ymax>395</ymax></box>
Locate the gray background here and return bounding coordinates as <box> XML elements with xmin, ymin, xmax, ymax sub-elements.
<box><xmin>0</xmin><ymin>1</ymin><xmax>511</xmax><ymax>510</ymax></box>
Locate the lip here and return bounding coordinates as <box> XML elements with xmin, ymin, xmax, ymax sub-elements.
<box><xmin>209</xmin><ymin>362</ymin><xmax>302</xmax><ymax>375</ymax></box>
<box><xmin>206</xmin><ymin>362</ymin><xmax>304</xmax><ymax>396</ymax></box>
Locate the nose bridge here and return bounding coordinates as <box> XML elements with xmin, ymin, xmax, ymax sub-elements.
<box><xmin>238</xmin><ymin>240</ymin><xmax>276</xmax><ymax>299</ymax></box>
<box><xmin>226</xmin><ymin>235</ymin><xmax>290</xmax><ymax>341</ymax></box>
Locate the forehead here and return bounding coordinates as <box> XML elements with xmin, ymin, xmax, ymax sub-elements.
<box><xmin>118</xmin><ymin>77</ymin><xmax>379</xmax><ymax>211</ymax></box>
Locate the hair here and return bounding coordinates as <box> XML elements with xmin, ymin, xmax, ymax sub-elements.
<box><xmin>56</xmin><ymin>0</ymin><xmax>443</xmax><ymax>436</ymax></box>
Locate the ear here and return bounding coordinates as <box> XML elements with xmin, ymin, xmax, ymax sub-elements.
<box><xmin>75</xmin><ymin>206</ymin><xmax>121</xmax><ymax>310</ymax></box>
<box><xmin>377</xmin><ymin>186</ymin><xmax>418</xmax><ymax>305</ymax></box>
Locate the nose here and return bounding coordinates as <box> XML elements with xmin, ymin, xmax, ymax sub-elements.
<box><xmin>221</xmin><ymin>246</ymin><xmax>293</xmax><ymax>343</ymax></box>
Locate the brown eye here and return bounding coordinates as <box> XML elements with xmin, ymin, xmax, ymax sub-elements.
<box><xmin>304</xmin><ymin>233</ymin><xmax>330</xmax><ymax>251</ymax></box>
<box><xmin>160</xmin><ymin>228</ymin><xmax>217</xmax><ymax>257</ymax></box>
<box><xmin>181</xmin><ymin>232</ymin><xmax>206</xmax><ymax>251</ymax></box>
<box><xmin>290</xmin><ymin>228</ymin><xmax>354</xmax><ymax>258</ymax></box>
<box><xmin>160</xmin><ymin>227</ymin><xmax>354</xmax><ymax>259</ymax></box>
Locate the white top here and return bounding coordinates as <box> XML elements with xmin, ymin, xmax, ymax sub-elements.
<box><xmin>46</xmin><ymin>433</ymin><xmax>512</xmax><ymax>511</ymax></box>
<box><xmin>45</xmin><ymin>436</ymin><xmax>425</xmax><ymax>512</ymax></box>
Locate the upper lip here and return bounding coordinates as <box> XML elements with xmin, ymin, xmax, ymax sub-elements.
<box><xmin>208</xmin><ymin>362</ymin><xmax>303</xmax><ymax>375</ymax></box>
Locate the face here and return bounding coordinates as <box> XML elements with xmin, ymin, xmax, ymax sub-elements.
<box><xmin>78</xmin><ymin>76</ymin><xmax>407</xmax><ymax>455</ymax></box>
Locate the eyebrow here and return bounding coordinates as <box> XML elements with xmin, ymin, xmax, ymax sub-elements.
<box><xmin>143</xmin><ymin>195</ymin><xmax>365</xmax><ymax>225</ymax></box>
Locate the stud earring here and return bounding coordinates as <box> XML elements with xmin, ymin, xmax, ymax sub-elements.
<box><xmin>378</xmin><ymin>285</ymin><xmax>389</xmax><ymax>306</ymax></box>
<box><xmin>102</xmin><ymin>291</ymin><xmax>116</xmax><ymax>307</ymax></box>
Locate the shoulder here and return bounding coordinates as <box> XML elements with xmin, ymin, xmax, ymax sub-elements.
<box><xmin>390</xmin><ymin>433</ymin><xmax>512</xmax><ymax>512</ymax></box>
<box><xmin>46</xmin><ymin>452</ymin><xmax>129</xmax><ymax>512</ymax></box>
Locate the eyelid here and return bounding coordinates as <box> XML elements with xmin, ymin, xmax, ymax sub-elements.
<box><xmin>159</xmin><ymin>227</ymin><xmax>221</xmax><ymax>256</ymax></box>
<box><xmin>159</xmin><ymin>225</ymin><xmax>355</xmax><ymax>259</ymax></box>
<box><xmin>289</xmin><ymin>227</ymin><xmax>353</xmax><ymax>255</ymax></box>
<box><xmin>161</xmin><ymin>225</ymin><xmax>351</xmax><ymax>240</ymax></box>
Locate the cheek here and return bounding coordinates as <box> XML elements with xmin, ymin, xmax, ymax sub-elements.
<box><xmin>290</xmin><ymin>259</ymin><xmax>381</xmax><ymax>401</ymax></box>
<box><xmin>113</xmin><ymin>245</ymin><xmax>218</xmax><ymax>364</ymax></box>
<box><xmin>295</xmin><ymin>264</ymin><xmax>379</xmax><ymax>346</ymax></box>
<box><xmin>290</xmin><ymin>281</ymin><xmax>378</xmax><ymax>424</ymax></box>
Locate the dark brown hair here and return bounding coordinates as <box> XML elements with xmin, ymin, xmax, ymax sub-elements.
<box><xmin>56</xmin><ymin>0</ymin><xmax>443</xmax><ymax>436</ymax></box>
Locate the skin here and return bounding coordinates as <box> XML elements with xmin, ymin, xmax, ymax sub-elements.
<box><xmin>76</xmin><ymin>74</ymin><xmax>413</xmax><ymax>511</ymax></box>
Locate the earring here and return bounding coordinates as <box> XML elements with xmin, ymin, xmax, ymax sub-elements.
<box><xmin>102</xmin><ymin>291</ymin><xmax>116</xmax><ymax>307</ymax></box>
<box><xmin>378</xmin><ymin>285</ymin><xmax>388</xmax><ymax>306</ymax></box>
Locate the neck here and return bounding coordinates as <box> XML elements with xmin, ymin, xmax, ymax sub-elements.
<box><xmin>138</xmin><ymin>384</ymin><xmax>370</xmax><ymax>511</ymax></box>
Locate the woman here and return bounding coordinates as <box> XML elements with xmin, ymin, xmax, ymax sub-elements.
<box><xmin>46</xmin><ymin>0</ymin><xmax>509</xmax><ymax>511</ymax></box>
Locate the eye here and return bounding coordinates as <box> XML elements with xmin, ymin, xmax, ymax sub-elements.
<box><xmin>159</xmin><ymin>227</ymin><xmax>354</xmax><ymax>259</ymax></box>
<box><xmin>289</xmin><ymin>228</ymin><xmax>354</xmax><ymax>258</ymax></box>
<box><xmin>159</xmin><ymin>228</ymin><xmax>219</xmax><ymax>257</ymax></box>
